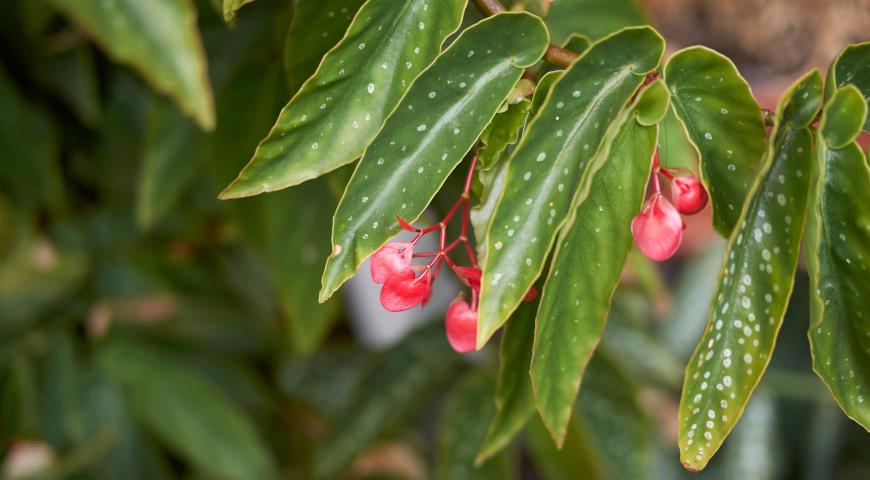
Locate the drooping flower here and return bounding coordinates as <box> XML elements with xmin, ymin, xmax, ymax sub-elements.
<box><xmin>445</xmin><ymin>296</ymin><xmax>478</xmax><ymax>353</ymax></box>
<box><xmin>452</xmin><ymin>266</ymin><xmax>481</xmax><ymax>291</ymax></box>
<box><xmin>380</xmin><ymin>268</ymin><xmax>432</xmax><ymax>311</ymax></box>
<box><xmin>671</xmin><ymin>175</ymin><xmax>708</xmax><ymax>215</ymax></box>
<box><xmin>370</xmin><ymin>242</ymin><xmax>413</xmax><ymax>284</ymax></box>
<box><xmin>631</xmin><ymin>193</ymin><xmax>684</xmax><ymax>261</ymax></box>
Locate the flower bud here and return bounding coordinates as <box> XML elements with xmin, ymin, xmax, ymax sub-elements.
<box><xmin>631</xmin><ymin>193</ymin><xmax>684</xmax><ymax>261</ymax></box>
<box><xmin>370</xmin><ymin>242</ymin><xmax>413</xmax><ymax>284</ymax></box>
<box><xmin>445</xmin><ymin>297</ymin><xmax>478</xmax><ymax>353</ymax></box>
<box><xmin>671</xmin><ymin>175</ymin><xmax>708</xmax><ymax>215</ymax></box>
<box><xmin>380</xmin><ymin>268</ymin><xmax>432</xmax><ymax>311</ymax></box>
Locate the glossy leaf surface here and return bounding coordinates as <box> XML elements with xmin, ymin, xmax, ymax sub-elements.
<box><xmin>806</xmin><ymin>85</ymin><xmax>870</xmax><ymax>431</ymax></box>
<box><xmin>530</xmin><ymin>104</ymin><xmax>656</xmax><ymax>444</ymax></box>
<box><xmin>679</xmin><ymin>71</ymin><xmax>823</xmax><ymax>471</ymax></box>
<box><xmin>220</xmin><ymin>0</ymin><xmax>466</xmax><ymax>198</ymax></box>
<box><xmin>479</xmin><ymin>27</ymin><xmax>664</xmax><ymax>348</ymax></box>
<box><xmin>52</xmin><ymin>0</ymin><xmax>214</xmax><ymax>129</ymax></box>
<box><xmin>665</xmin><ymin>46</ymin><xmax>766</xmax><ymax>235</ymax></box>
<box><xmin>476</xmin><ymin>300</ymin><xmax>537</xmax><ymax>463</ymax></box>
<box><xmin>320</xmin><ymin>13</ymin><xmax>549</xmax><ymax>300</ymax></box>
<box><xmin>284</xmin><ymin>0</ymin><xmax>365</xmax><ymax>94</ymax></box>
<box><xmin>826</xmin><ymin>42</ymin><xmax>870</xmax><ymax>130</ymax></box>
<box><xmin>478</xmin><ymin>98</ymin><xmax>532</xmax><ymax>170</ymax></box>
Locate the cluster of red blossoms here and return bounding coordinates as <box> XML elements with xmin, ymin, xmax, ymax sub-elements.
<box><xmin>370</xmin><ymin>155</ymin><xmax>535</xmax><ymax>353</ymax></box>
<box><xmin>631</xmin><ymin>150</ymin><xmax>708</xmax><ymax>261</ymax></box>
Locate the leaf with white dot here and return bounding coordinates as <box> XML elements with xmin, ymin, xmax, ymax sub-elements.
<box><xmin>220</xmin><ymin>0</ymin><xmax>466</xmax><ymax>199</ymax></box>
<box><xmin>665</xmin><ymin>46</ymin><xmax>767</xmax><ymax>236</ymax></box>
<box><xmin>825</xmin><ymin>42</ymin><xmax>870</xmax><ymax>131</ymax></box>
<box><xmin>678</xmin><ymin>70</ymin><xmax>823</xmax><ymax>471</ymax></box>
<box><xmin>478</xmin><ymin>26</ymin><xmax>665</xmax><ymax>350</ymax></box>
<box><xmin>805</xmin><ymin>84</ymin><xmax>870</xmax><ymax>432</ymax></box>
<box><xmin>530</xmin><ymin>90</ymin><xmax>657</xmax><ymax>445</ymax></box>
<box><xmin>320</xmin><ymin>13</ymin><xmax>549</xmax><ymax>301</ymax></box>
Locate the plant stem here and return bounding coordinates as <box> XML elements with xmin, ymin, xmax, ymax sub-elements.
<box><xmin>472</xmin><ymin>0</ymin><xmax>579</xmax><ymax>68</ymax></box>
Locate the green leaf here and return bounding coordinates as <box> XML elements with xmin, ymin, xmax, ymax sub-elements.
<box><xmin>98</xmin><ymin>339</ymin><xmax>277</xmax><ymax>480</ymax></box>
<box><xmin>478</xmin><ymin>98</ymin><xmax>532</xmax><ymax>171</ymax></box>
<box><xmin>634</xmin><ymin>78</ymin><xmax>670</xmax><ymax>126</ymax></box>
<box><xmin>478</xmin><ymin>26</ymin><xmax>664</xmax><ymax>349</ymax></box>
<box><xmin>476</xmin><ymin>300</ymin><xmax>538</xmax><ymax>463</ymax></box>
<box><xmin>577</xmin><ymin>350</ymin><xmax>654</xmax><ymax>480</ymax></box>
<box><xmin>223</xmin><ymin>0</ymin><xmax>258</xmax><ymax>21</ymax></box>
<box><xmin>529</xmin><ymin>96</ymin><xmax>657</xmax><ymax>444</ymax></box>
<box><xmin>546</xmin><ymin>0</ymin><xmax>646</xmax><ymax>42</ymax></box>
<box><xmin>678</xmin><ymin>71</ymin><xmax>823</xmax><ymax>471</ymax></box>
<box><xmin>820</xmin><ymin>83</ymin><xmax>866</xmax><ymax>149</ymax></box>
<box><xmin>36</xmin><ymin>47</ymin><xmax>102</xmax><ymax>127</ymax></box>
<box><xmin>52</xmin><ymin>0</ymin><xmax>215</xmax><ymax>130</ymax></box>
<box><xmin>471</xmin><ymin>159</ymin><xmax>508</xmax><ymax>265</ymax></box>
<box><xmin>136</xmin><ymin>97</ymin><xmax>204</xmax><ymax>229</ymax></box>
<box><xmin>219</xmin><ymin>0</ymin><xmax>467</xmax><ymax>199</ymax></box>
<box><xmin>263</xmin><ymin>180</ymin><xmax>342</xmax><ymax>354</ymax></box>
<box><xmin>525</xmin><ymin>415</ymin><xmax>602</xmax><ymax>480</ymax></box>
<box><xmin>665</xmin><ymin>46</ymin><xmax>767</xmax><ymax>236</ymax></box>
<box><xmin>0</xmin><ymin>65</ymin><xmax>63</xmax><ymax>211</ymax></box>
<box><xmin>826</xmin><ymin>42</ymin><xmax>870</xmax><ymax>131</ymax></box>
<box><xmin>805</xmin><ymin>84</ymin><xmax>870</xmax><ymax>431</ymax></box>
<box><xmin>284</xmin><ymin>0</ymin><xmax>365</xmax><ymax>95</ymax></box>
<box><xmin>531</xmin><ymin>70</ymin><xmax>561</xmax><ymax>115</ymax></box>
<box><xmin>320</xmin><ymin>12</ymin><xmax>549</xmax><ymax>301</ymax></box>
<box><xmin>312</xmin><ymin>322</ymin><xmax>458</xmax><ymax>479</ymax></box>
<box><xmin>436</xmin><ymin>372</ymin><xmax>511</xmax><ymax>480</ymax></box>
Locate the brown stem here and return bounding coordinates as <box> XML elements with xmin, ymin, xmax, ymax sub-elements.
<box><xmin>473</xmin><ymin>0</ymin><xmax>579</xmax><ymax>68</ymax></box>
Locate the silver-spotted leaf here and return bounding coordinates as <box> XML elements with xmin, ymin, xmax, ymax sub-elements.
<box><xmin>530</xmin><ymin>101</ymin><xmax>656</xmax><ymax>444</ymax></box>
<box><xmin>805</xmin><ymin>85</ymin><xmax>870</xmax><ymax>431</ymax></box>
<box><xmin>478</xmin><ymin>26</ymin><xmax>664</xmax><ymax>349</ymax></box>
<box><xmin>678</xmin><ymin>71</ymin><xmax>823</xmax><ymax>471</ymax></box>
<box><xmin>476</xmin><ymin>300</ymin><xmax>537</xmax><ymax>463</ymax></box>
<box><xmin>825</xmin><ymin>42</ymin><xmax>870</xmax><ymax>130</ymax></box>
<box><xmin>665</xmin><ymin>46</ymin><xmax>767</xmax><ymax>236</ymax></box>
<box><xmin>220</xmin><ymin>0</ymin><xmax>466</xmax><ymax>198</ymax></box>
<box><xmin>284</xmin><ymin>0</ymin><xmax>365</xmax><ymax>95</ymax></box>
<box><xmin>320</xmin><ymin>13</ymin><xmax>549</xmax><ymax>301</ymax></box>
<box><xmin>52</xmin><ymin>0</ymin><xmax>215</xmax><ymax>130</ymax></box>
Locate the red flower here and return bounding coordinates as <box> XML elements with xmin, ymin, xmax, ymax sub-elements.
<box><xmin>445</xmin><ymin>296</ymin><xmax>478</xmax><ymax>353</ymax></box>
<box><xmin>452</xmin><ymin>266</ymin><xmax>481</xmax><ymax>291</ymax></box>
<box><xmin>380</xmin><ymin>268</ymin><xmax>432</xmax><ymax>312</ymax></box>
<box><xmin>671</xmin><ymin>175</ymin><xmax>708</xmax><ymax>215</ymax></box>
<box><xmin>523</xmin><ymin>286</ymin><xmax>538</xmax><ymax>302</ymax></box>
<box><xmin>631</xmin><ymin>193</ymin><xmax>684</xmax><ymax>261</ymax></box>
<box><xmin>370</xmin><ymin>242</ymin><xmax>413</xmax><ymax>284</ymax></box>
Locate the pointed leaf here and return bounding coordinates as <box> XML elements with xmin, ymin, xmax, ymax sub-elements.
<box><xmin>320</xmin><ymin>13</ymin><xmax>549</xmax><ymax>300</ymax></box>
<box><xmin>805</xmin><ymin>85</ymin><xmax>870</xmax><ymax>431</ymax></box>
<box><xmin>525</xmin><ymin>415</ymin><xmax>603</xmax><ymax>480</ymax></box>
<box><xmin>52</xmin><ymin>0</ymin><xmax>215</xmax><ymax>130</ymax></box>
<box><xmin>476</xmin><ymin>300</ymin><xmax>538</xmax><ymax>463</ymax></box>
<box><xmin>436</xmin><ymin>372</ymin><xmax>511</xmax><ymax>480</ymax></box>
<box><xmin>478</xmin><ymin>27</ymin><xmax>664</xmax><ymax>348</ymax></box>
<box><xmin>530</xmin><ymin>101</ymin><xmax>656</xmax><ymax>444</ymax></box>
<box><xmin>98</xmin><ymin>339</ymin><xmax>277</xmax><ymax>480</ymax></box>
<box><xmin>312</xmin><ymin>323</ymin><xmax>458</xmax><ymax>479</ymax></box>
<box><xmin>678</xmin><ymin>71</ymin><xmax>823</xmax><ymax>471</ymax></box>
<box><xmin>223</xmin><ymin>0</ymin><xmax>258</xmax><ymax>21</ymax></box>
<box><xmin>665</xmin><ymin>46</ymin><xmax>767</xmax><ymax>235</ymax></box>
<box><xmin>284</xmin><ymin>0</ymin><xmax>365</xmax><ymax>94</ymax></box>
<box><xmin>825</xmin><ymin>42</ymin><xmax>870</xmax><ymax>130</ymax></box>
<box><xmin>220</xmin><ymin>0</ymin><xmax>467</xmax><ymax>198</ymax></box>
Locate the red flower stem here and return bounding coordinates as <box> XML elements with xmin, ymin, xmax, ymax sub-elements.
<box><xmin>413</xmin><ymin>252</ymin><xmax>437</xmax><ymax>258</ymax></box>
<box><xmin>658</xmin><ymin>167</ymin><xmax>675</xmax><ymax>181</ymax></box>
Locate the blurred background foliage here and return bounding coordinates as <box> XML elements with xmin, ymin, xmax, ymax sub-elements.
<box><xmin>0</xmin><ymin>0</ymin><xmax>868</xmax><ymax>479</ymax></box>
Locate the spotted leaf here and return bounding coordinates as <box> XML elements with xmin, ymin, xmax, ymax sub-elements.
<box><xmin>825</xmin><ymin>42</ymin><xmax>870</xmax><ymax>131</ymax></box>
<box><xmin>530</xmin><ymin>95</ymin><xmax>657</xmax><ymax>445</ymax></box>
<box><xmin>283</xmin><ymin>0</ymin><xmax>365</xmax><ymax>94</ymax></box>
<box><xmin>678</xmin><ymin>70</ymin><xmax>823</xmax><ymax>471</ymax></box>
<box><xmin>476</xmin><ymin>300</ymin><xmax>537</xmax><ymax>463</ymax></box>
<box><xmin>665</xmin><ymin>47</ymin><xmax>767</xmax><ymax>236</ymax></box>
<box><xmin>52</xmin><ymin>0</ymin><xmax>215</xmax><ymax>130</ymax></box>
<box><xmin>320</xmin><ymin>13</ymin><xmax>549</xmax><ymax>301</ymax></box>
<box><xmin>478</xmin><ymin>27</ymin><xmax>664</xmax><ymax>349</ymax></box>
<box><xmin>220</xmin><ymin>0</ymin><xmax>466</xmax><ymax>199</ymax></box>
<box><xmin>806</xmin><ymin>85</ymin><xmax>870</xmax><ymax>431</ymax></box>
